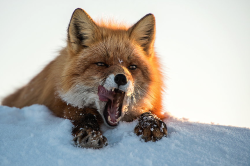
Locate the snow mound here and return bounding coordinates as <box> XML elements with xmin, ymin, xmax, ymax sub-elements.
<box><xmin>0</xmin><ymin>105</ymin><xmax>249</xmax><ymax>166</ymax></box>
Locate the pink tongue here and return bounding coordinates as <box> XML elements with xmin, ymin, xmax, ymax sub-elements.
<box><xmin>98</xmin><ymin>85</ymin><xmax>115</xmax><ymax>102</ymax></box>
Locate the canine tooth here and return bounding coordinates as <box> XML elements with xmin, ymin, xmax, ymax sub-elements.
<box><xmin>108</xmin><ymin>116</ymin><xmax>111</xmax><ymax>122</ymax></box>
<box><xmin>117</xmin><ymin>116</ymin><xmax>121</xmax><ymax>121</ymax></box>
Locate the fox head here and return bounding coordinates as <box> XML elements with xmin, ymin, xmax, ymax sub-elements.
<box><xmin>59</xmin><ymin>8</ymin><xmax>163</xmax><ymax>127</ymax></box>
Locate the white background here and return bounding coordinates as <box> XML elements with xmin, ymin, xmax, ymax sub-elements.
<box><xmin>0</xmin><ymin>0</ymin><xmax>249</xmax><ymax>128</ymax></box>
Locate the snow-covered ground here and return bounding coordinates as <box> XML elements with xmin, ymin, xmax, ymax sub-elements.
<box><xmin>0</xmin><ymin>105</ymin><xmax>249</xmax><ymax>166</ymax></box>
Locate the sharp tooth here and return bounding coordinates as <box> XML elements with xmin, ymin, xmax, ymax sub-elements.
<box><xmin>117</xmin><ymin>116</ymin><xmax>121</xmax><ymax>122</ymax></box>
<box><xmin>108</xmin><ymin>116</ymin><xmax>111</xmax><ymax>122</ymax></box>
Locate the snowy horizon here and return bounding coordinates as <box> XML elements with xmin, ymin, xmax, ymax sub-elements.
<box><xmin>1</xmin><ymin>105</ymin><xmax>250</xmax><ymax>166</ymax></box>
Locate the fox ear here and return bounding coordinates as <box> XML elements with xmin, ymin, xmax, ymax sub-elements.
<box><xmin>67</xmin><ymin>8</ymin><xmax>98</xmax><ymax>54</ymax></box>
<box><xmin>129</xmin><ymin>14</ymin><xmax>156</xmax><ymax>56</ymax></box>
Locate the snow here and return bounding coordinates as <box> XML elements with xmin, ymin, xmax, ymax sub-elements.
<box><xmin>0</xmin><ymin>105</ymin><xmax>249</xmax><ymax>166</ymax></box>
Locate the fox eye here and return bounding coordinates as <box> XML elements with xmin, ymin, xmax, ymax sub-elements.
<box><xmin>96</xmin><ymin>62</ymin><xmax>108</xmax><ymax>67</ymax></box>
<box><xmin>129</xmin><ymin>65</ymin><xmax>137</xmax><ymax>70</ymax></box>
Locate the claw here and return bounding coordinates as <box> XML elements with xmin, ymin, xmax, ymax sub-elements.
<box><xmin>134</xmin><ymin>112</ymin><xmax>168</xmax><ymax>142</ymax></box>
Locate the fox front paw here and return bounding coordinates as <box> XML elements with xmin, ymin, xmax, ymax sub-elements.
<box><xmin>134</xmin><ymin>112</ymin><xmax>167</xmax><ymax>142</ymax></box>
<box><xmin>73</xmin><ymin>128</ymin><xmax>108</xmax><ymax>149</ymax></box>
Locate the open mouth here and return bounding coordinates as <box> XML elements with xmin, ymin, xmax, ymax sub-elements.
<box><xmin>98</xmin><ymin>85</ymin><xmax>125</xmax><ymax>126</ymax></box>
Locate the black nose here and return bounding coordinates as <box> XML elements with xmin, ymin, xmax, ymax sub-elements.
<box><xmin>114</xmin><ymin>74</ymin><xmax>127</xmax><ymax>86</ymax></box>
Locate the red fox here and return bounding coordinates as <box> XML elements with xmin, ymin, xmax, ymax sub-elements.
<box><xmin>2</xmin><ymin>8</ymin><xmax>167</xmax><ymax>148</ymax></box>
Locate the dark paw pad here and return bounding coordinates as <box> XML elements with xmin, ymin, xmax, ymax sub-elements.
<box><xmin>73</xmin><ymin>128</ymin><xmax>108</xmax><ymax>149</ymax></box>
<box><xmin>134</xmin><ymin>112</ymin><xmax>167</xmax><ymax>142</ymax></box>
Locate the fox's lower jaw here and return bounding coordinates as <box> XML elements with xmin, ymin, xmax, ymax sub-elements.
<box><xmin>103</xmin><ymin>99</ymin><xmax>122</xmax><ymax>127</ymax></box>
<box><xmin>98</xmin><ymin>86</ymin><xmax>126</xmax><ymax>127</ymax></box>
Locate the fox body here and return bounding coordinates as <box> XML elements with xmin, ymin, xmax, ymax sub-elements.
<box><xmin>2</xmin><ymin>8</ymin><xmax>167</xmax><ymax>148</ymax></box>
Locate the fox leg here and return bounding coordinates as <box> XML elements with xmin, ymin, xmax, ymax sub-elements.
<box><xmin>72</xmin><ymin>113</ymin><xmax>108</xmax><ymax>149</ymax></box>
<box><xmin>134</xmin><ymin>112</ymin><xmax>167</xmax><ymax>142</ymax></box>
<box><xmin>50</xmin><ymin>98</ymin><xmax>107</xmax><ymax>149</ymax></box>
<box><xmin>61</xmin><ymin>106</ymin><xmax>108</xmax><ymax>149</ymax></box>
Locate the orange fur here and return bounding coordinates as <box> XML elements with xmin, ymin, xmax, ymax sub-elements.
<box><xmin>2</xmin><ymin>9</ymin><xmax>166</xmax><ymax>145</ymax></box>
